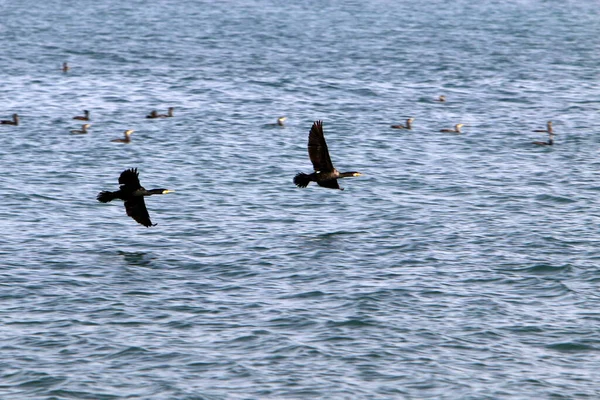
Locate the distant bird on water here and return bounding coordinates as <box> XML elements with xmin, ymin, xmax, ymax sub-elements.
<box><xmin>293</xmin><ymin>120</ymin><xmax>362</xmax><ymax>190</ymax></box>
<box><xmin>532</xmin><ymin>122</ymin><xmax>555</xmax><ymax>146</ymax></box>
<box><xmin>70</xmin><ymin>124</ymin><xmax>91</xmax><ymax>134</ymax></box>
<box><xmin>111</xmin><ymin>130</ymin><xmax>134</xmax><ymax>143</ymax></box>
<box><xmin>73</xmin><ymin>110</ymin><xmax>90</xmax><ymax>121</ymax></box>
<box><xmin>440</xmin><ymin>123</ymin><xmax>464</xmax><ymax>133</ymax></box>
<box><xmin>147</xmin><ymin>107</ymin><xmax>174</xmax><ymax>118</ymax></box>
<box><xmin>62</xmin><ymin>62</ymin><xmax>70</xmax><ymax>73</ymax></box>
<box><xmin>435</xmin><ymin>95</ymin><xmax>446</xmax><ymax>102</ymax></box>
<box><xmin>1</xmin><ymin>114</ymin><xmax>19</xmax><ymax>126</ymax></box>
<box><xmin>391</xmin><ymin>118</ymin><xmax>414</xmax><ymax>130</ymax></box>
<box><xmin>97</xmin><ymin>168</ymin><xmax>174</xmax><ymax>227</ymax></box>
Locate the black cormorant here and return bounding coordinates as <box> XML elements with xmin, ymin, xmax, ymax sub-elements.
<box><xmin>147</xmin><ymin>107</ymin><xmax>174</xmax><ymax>118</ymax></box>
<box><xmin>1</xmin><ymin>114</ymin><xmax>19</xmax><ymax>126</ymax></box>
<box><xmin>112</xmin><ymin>130</ymin><xmax>134</xmax><ymax>143</ymax></box>
<box><xmin>293</xmin><ymin>120</ymin><xmax>362</xmax><ymax>190</ymax></box>
<box><xmin>391</xmin><ymin>118</ymin><xmax>414</xmax><ymax>129</ymax></box>
<box><xmin>157</xmin><ymin>107</ymin><xmax>174</xmax><ymax>118</ymax></box>
<box><xmin>73</xmin><ymin>110</ymin><xmax>90</xmax><ymax>121</ymax></box>
<box><xmin>97</xmin><ymin>168</ymin><xmax>173</xmax><ymax>227</ymax></box>
<box><xmin>440</xmin><ymin>123</ymin><xmax>464</xmax><ymax>133</ymax></box>
<box><xmin>70</xmin><ymin>124</ymin><xmax>91</xmax><ymax>134</ymax></box>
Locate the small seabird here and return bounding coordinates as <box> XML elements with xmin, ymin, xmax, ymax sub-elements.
<box><xmin>70</xmin><ymin>124</ymin><xmax>91</xmax><ymax>134</ymax></box>
<box><xmin>532</xmin><ymin>133</ymin><xmax>555</xmax><ymax>146</ymax></box>
<box><xmin>533</xmin><ymin>121</ymin><xmax>553</xmax><ymax>134</ymax></box>
<box><xmin>157</xmin><ymin>107</ymin><xmax>174</xmax><ymax>118</ymax></box>
<box><xmin>73</xmin><ymin>110</ymin><xmax>90</xmax><ymax>121</ymax></box>
<box><xmin>1</xmin><ymin>114</ymin><xmax>19</xmax><ymax>126</ymax></box>
<box><xmin>62</xmin><ymin>62</ymin><xmax>70</xmax><ymax>73</ymax></box>
<box><xmin>276</xmin><ymin>116</ymin><xmax>287</xmax><ymax>126</ymax></box>
<box><xmin>440</xmin><ymin>123</ymin><xmax>464</xmax><ymax>133</ymax></box>
<box><xmin>111</xmin><ymin>130</ymin><xmax>134</xmax><ymax>143</ymax></box>
<box><xmin>147</xmin><ymin>107</ymin><xmax>174</xmax><ymax>118</ymax></box>
<box><xmin>435</xmin><ymin>95</ymin><xmax>446</xmax><ymax>102</ymax></box>
<box><xmin>391</xmin><ymin>118</ymin><xmax>414</xmax><ymax>130</ymax></box>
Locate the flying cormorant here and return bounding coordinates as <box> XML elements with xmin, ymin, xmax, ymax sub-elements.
<box><xmin>1</xmin><ymin>114</ymin><xmax>19</xmax><ymax>126</ymax></box>
<box><xmin>112</xmin><ymin>130</ymin><xmax>134</xmax><ymax>143</ymax></box>
<box><xmin>73</xmin><ymin>110</ymin><xmax>90</xmax><ymax>121</ymax></box>
<box><xmin>97</xmin><ymin>168</ymin><xmax>173</xmax><ymax>227</ymax></box>
<box><xmin>293</xmin><ymin>120</ymin><xmax>362</xmax><ymax>190</ymax></box>
<box><xmin>391</xmin><ymin>118</ymin><xmax>414</xmax><ymax>129</ymax></box>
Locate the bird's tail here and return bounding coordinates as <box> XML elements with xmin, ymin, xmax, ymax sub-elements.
<box><xmin>97</xmin><ymin>191</ymin><xmax>117</xmax><ymax>203</ymax></box>
<box><xmin>293</xmin><ymin>172</ymin><xmax>311</xmax><ymax>188</ymax></box>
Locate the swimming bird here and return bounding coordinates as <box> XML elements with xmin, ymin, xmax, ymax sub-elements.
<box><xmin>276</xmin><ymin>116</ymin><xmax>287</xmax><ymax>126</ymax></box>
<box><xmin>532</xmin><ymin>133</ymin><xmax>555</xmax><ymax>146</ymax></box>
<box><xmin>97</xmin><ymin>168</ymin><xmax>173</xmax><ymax>227</ymax></box>
<box><xmin>1</xmin><ymin>114</ymin><xmax>19</xmax><ymax>126</ymax></box>
<box><xmin>147</xmin><ymin>107</ymin><xmax>174</xmax><ymax>118</ymax></box>
<box><xmin>111</xmin><ymin>130</ymin><xmax>134</xmax><ymax>143</ymax></box>
<box><xmin>533</xmin><ymin>121</ymin><xmax>553</xmax><ymax>134</ymax></box>
<box><xmin>73</xmin><ymin>110</ymin><xmax>90</xmax><ymax>121</ymax></box>
<box><xmin>62</xmin><ymin>62</ymin><xmax>70</xmax><ymax>73</ymax></box>
<box><xmin>70</xmin><ymin>124</ymin><xmax>91</xmax><ymax>134</ymax></box>
<box><xmin>157</xmin><ymin>107</ymin><xmax>174</xmax><ymax>118</ymax></box>
<box><xmin>391</xmin><ymin>118</ymin><xmax>414</xmax><ymax>130</ymax></box>
<box><xmin>293</xmin><ymin>120</ymin><xmax>362</xmax><ymax>190</ymax></box>
<box><xmin>440</xmin><ymin>123</ymin><xmax>464</xmax><ymax>133</ymax></box>
<box><xmin>435</xmin><ymin>95</ymin><xmax>446</xmax><ymax>102</ymax></box>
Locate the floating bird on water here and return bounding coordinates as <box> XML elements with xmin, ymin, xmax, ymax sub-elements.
<box><xmin>111</xmin><ymin>130</ymin><xmax>134</xmax><ymax>143</ymax></box>
<box><xmin>147</xmin><ymin>107</ymin><xmax>174</xmax><ymax>118</ymax></box>
<box><xmin>1</xmin><ymin>114</ymin><xmax>19</xmax><ymax>126</ymax></box>
<box><xmin>440</xmin><ymin>123</ymin><xmax>464</xmax><ymax>133</ymax></box>
<box><xmin>62</xmin><ymin>62</ymin><xmax>70</xmax><ymax>73</ymax></box>
<box><xmin>70</xmin><ymin>124</ymin><xmax>91</xmax><ymax>134</ymax></box>
<box><xmin>97</xmin><ymin>168</ymin><xmax>173</xmax><ymax>227</ymax></box>
<box><xmin>276</xmin><ymin>116</ymin><xmax>287</xmax><ymax>126</ymax></box>
<box><xmin>533</xmin><ymin>121</ymin><xmax>553</xmax><ymax>134</ymax></box>
<box><xmin>293</xmin><ymin>120</ymin><xmax>362</xmax><ymax>190</ymax></box>
<box><xmin>532</xmin><ymin>133</ymin><xmax>555</xmax><ymax>146</ymax></box>
<box><xmin>391</xmin><ymin>118</ymin><xmax>414</xmax><ymax>130</ymax></box>
<box><xmin>532</xmin><ymin>122</ymin><xmax>555</xmax><ymax>146</ymax></box>
<box><xmin>435</xmin><ymin>95</ymin><xmax>446</xmax><ymax>102</ymax></box>
<box><xmin>73</xmin><ymin>110</ymin><xmax>90</xmax><ymax>121</ymax></box>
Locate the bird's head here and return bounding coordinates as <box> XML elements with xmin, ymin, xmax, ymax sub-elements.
<box><xmin>351</xmin><ymin>172</ymin><xmax>362</xmax><ymax>177</ymax></box>
<box><xmin>161</xmin><ymin>189</ymin><xmax>175</xmax><ymax>194</ymax></box>
<box><xmin>124</xmin><ymin>130</ymin><xmax>134</xmax><ymax>135</ymax></box>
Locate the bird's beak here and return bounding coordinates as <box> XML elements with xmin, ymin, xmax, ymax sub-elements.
<box><xmin>162</xmin><ymin>189</ymin><xmax>175</xmax><ymax>194</ymax></box>
<box><xmin>354</xmin><ymin>172</ymin><xmax>363</xmax><ymax>177</ymax></box>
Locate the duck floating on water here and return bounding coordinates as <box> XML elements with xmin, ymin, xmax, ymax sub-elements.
<box><xmin>440</xmin><ymin>123</ymin><xmax>464</xmax><ymax>133</ymax></box>
<box><xmin>70</xmin><ymin>124</ymin><xmax>91</xmax><ymax>134</ymax></box>
<box><xmin>112</xmin><ymin>130</ymin><xmax>134</xmax><ymax>143</ymax></box>
<box><xmin>73</xmin><ymin>110</ymin><xmax>90</xmax><ymax>121</ymax></box>
<box><xmin>391</xmin><ymin>118</ymin><xmax>414</xmax><ymax>130</ymax></box>
<box><xmin>1</xmin><ymin>114</ymin><xmax>19</xmax><ymax>126</ymax></box>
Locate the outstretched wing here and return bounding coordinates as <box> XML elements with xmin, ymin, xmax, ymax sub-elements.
<box><xmin>308</xmin><ymin>120</ymin><xmax>334</xmax><ymax>173</ymax></box>
<box><xmin>317</xmin><ymin>179</ymin><xmax>341</xmax><ymax>190</ymax></box>
<box><xmin>124</xmin><ymin>197</ymin><xmax>154</xmax><ymax>227</ymax></box>
<box><xmin>119</xmin><ymin>168</ymin><xmax>142</xmax><ymax>190</ymax></box>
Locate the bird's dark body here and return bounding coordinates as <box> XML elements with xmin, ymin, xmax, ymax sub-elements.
<box><xmin>97</xmin><ymin>168</ymin><xmax>171</xmax><ymax>227</ymax></box>
<box><xmin>293</xmin><ymin>120</ymin><xmax>361</xmax><ymax>190</ymax></box>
